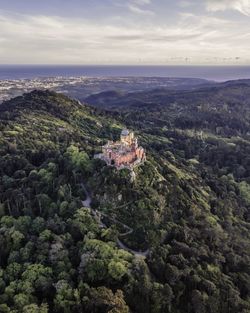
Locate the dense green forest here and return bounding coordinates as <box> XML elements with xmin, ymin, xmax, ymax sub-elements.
<box><xmin>0</xmin><ymin>88</ymin><xmax>250</xmax><ymax>313</ymax></box>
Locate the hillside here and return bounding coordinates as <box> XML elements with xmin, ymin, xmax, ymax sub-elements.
<box><xmin>0</xmin><ymin>90</ymin><xmax>249</xmax><ymax>313</ymax></box>
<box><xmin>85</xmin><ymin>80</ymin><xmax>250</xmax><ymax>128</ymax></box>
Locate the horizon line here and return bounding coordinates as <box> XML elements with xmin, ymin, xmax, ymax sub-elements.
<box><xmin>1</xmin><ymin>64</ymin><xmax>250</xmax><ymax>67</ymax></box>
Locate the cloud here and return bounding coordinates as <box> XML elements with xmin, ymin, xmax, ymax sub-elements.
<box><xmin>124</xmin><ymin>0</ymin><xmax>154</xmax><ymax>15</ymax></box>
<box><xmin>205</xmin><ymin>0</ymin><xmax>250</xmax><ymax>16</ymax></box>
<box><xmin>127</xmin><ymin>4</ymin><xmax>154</xmax><ymax>15</ymax></box>
<box><xmin>108</xmin><ymin>31</ymin><xmax>203</xmax><ymax>42</ymax></box>
<box><xmin>133</xmin><ymin>0</ymin><xmax>151</xmax><ymax>4</ymax></box>
<box><xmin>0</xmin><ymin>11</ymin><xmax>249</xmax><ymax>64</ymax></box>
<box><xmin>179</xmin><ymin>1</ymin><xmax>194</xmax><ymax>8</ymax></box>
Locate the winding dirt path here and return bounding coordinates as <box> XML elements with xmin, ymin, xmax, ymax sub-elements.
<box><xmin>81</xmin><ymin>183</ymin><xmax>149</xmax><ymax>257</ymax></box>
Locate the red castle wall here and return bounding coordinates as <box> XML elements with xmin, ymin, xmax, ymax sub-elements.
<box><xmin>115</xmin><ymin>151</ymin><xmax>136</xmax><ymax>166</ymax></box>
<box><xmin>102</xmin><ymin>137</ymin><xmax>145</xmax><ymax>168</ymax></box>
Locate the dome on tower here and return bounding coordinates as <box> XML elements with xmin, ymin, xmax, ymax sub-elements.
<box><xmin>121</xmin><ymin>129</ymin><xmax>129</xmax><ymax>136</ymax></box>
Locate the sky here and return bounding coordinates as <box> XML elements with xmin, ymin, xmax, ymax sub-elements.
<box><xmin>0</xmin><ymin>0</ymin><xmax>250</xmax><ymax>65</ymax></box>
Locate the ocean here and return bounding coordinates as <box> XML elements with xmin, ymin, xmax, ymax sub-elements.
<box><xmin>0</xmin><ymin>65</ymin><xmax>250</xmax><ymax>81</ymax></box>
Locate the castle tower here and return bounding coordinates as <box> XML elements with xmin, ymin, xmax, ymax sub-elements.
<box><xmin>120</xmin><ymin>129</ymin><xmax>134</xmax><ymax>145</ymax></box>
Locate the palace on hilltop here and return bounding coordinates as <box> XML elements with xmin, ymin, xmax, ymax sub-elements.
<box><xmin>95</xmin><ymin>129</ymin><xmax>146</xmax><ymax>170</ymax></box>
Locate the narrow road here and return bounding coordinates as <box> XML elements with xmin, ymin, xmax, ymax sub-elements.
<box><xmin>81</xmin><ymin>183</ymin><xmax>149</xmax><ymax>257</ymax></box>
<box><xmin>117</xmin><ymin>238</ymin><xmax>149</xmax><ymax>257</ymax></box>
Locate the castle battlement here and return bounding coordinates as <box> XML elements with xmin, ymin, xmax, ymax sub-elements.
<box><xmin>95</xmin><ymin>129</ymin><xmax>146</xmax><ymax>170</ymax></box>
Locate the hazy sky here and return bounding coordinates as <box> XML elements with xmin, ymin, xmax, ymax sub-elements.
<box><xmin>0</xmin><ymin>0</ymin><xmax>250</xmax><ymax>64</ymax></box>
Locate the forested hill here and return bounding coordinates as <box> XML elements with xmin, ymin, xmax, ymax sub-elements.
<box><xmin>85</xmin><ymin>78</ymin><xmax>250</xmax><ymax>115</ymax></box>
<box><xmin>0</xmin><ymin>90</ymin><xmax>122</xmax><ymax>152</ymax></box>
<box><xmin>0</xmin><ymin>90</ymin><xmax>250</xmax><ymax>313</ymax></box>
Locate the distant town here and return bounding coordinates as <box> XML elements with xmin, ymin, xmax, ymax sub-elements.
<box><xmin>0</xmin><ymin>76</ymin><xmax>209</xmax><ymax>103</ymax></box>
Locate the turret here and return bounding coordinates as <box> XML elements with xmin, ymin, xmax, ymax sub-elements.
<box><xmin>120</xmin><ymin>129</ymin><xmax>134</xmax><ymax>145</ymax></box>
